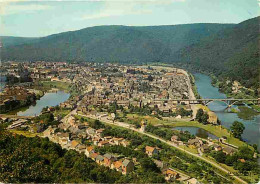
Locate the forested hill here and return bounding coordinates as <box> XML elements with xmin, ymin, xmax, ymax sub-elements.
<box><xmin>0</xmin><ymin>36</ymin><xmax>39</xmax><ymax>47</ymax></box>
<box><xmin>1</xmin><ymin>17</ymin><xmax>259</xmax><ymax>88</ymax></box>
<box><xmin>1</xmin><ymin>23</ymin><xmax>233</xmax><ymax>62</ymax></box>
<box><xmin>175</xmin><ymin>16</ymin><xmax>259</xmax><ymax>89</ymax></box>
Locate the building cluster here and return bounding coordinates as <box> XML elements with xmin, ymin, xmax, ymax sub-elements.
<box><xmin>72</xmin><ymin>64</ymin><xmax>193</xmax><ymax>115</ymax></box>
<box><xmin>1</xmin><ymin>61</ymin><xmax>195</xmax><ymax>117</ymax></box>
<box><xmin>43</xmin><ymin>115</ymin><xmax>134</xmax><ymax>174</ymax></box>
<box><xmin>0</xmin><ymin>86</ymin><xmax>36</xmax><ymax>113</ymax></box>
<box><xmin>186</xmin><ymin>136</ymin><xmax>237</xmax><ymax>156</ymax></box>
<box><xmin>42</xmin><ymin>115</ymin><xmax>198</xmax><ymax>182</ymax></box>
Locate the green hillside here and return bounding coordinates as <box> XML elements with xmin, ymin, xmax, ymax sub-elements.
<box><xmin>176</xmin><ymin>17</ymin><xmax>259</xmax><ymax>89</ymax></box>
<box><xmin>0</xmin><ymin>36</ymin><xmax>39</xmax><ymax>47</ymax></box>
<box><xmin>1</xmin><ymin>24</ymin><xmax>233</xmax><ymax>62</ymax></box>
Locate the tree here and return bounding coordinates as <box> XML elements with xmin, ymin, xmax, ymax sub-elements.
<box><xmin>212</xmin><ymin>151</ymin><xmax>226</xmax><ymax>163</ymax></box>
<box><xmin>201</xmin><ymin>113</ymin><xmax>209</xmax><ymax>124</ymax></box>
<box><xmin>139</xmin><ymin>157</ymin><xmax>159</xmax><ymax>172</ymax></box>
<box><xmin>252</xmin><ymin>144</ymin><xmax>258</xmax><ymax>152</ymax></box>
<box><xmin>196</xmin><ymin>109</ymin><xmax>204</xmax><ymax>122</ymax></box>
<box><xmin>230</xmin><ymin>121</ymin><xmax>245</xmax><ymax>139</ymax></box>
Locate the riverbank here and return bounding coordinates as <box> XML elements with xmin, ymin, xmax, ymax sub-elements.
<box><xmin>4</xmin><ymin>81</ymin><xmax>71</xmax><ymax>115</ymax></box>
<box><xmin>193</xmin><ymin>73</ymin><xmax>260</xmax><ymax>152</ymax></box>
<box><xmin>210</xmin><ymin>75</ymin><xmax>260</xmax><ymax>113</ymax></box>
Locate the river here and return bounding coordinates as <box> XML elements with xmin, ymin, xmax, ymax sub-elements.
<box><xmin>16</xmin><ymin>91</ymin><xmax>70</xmax><ymax>116</ymax></box>
<box><xmin>194</xmin><ymin>73</ymin><xmax>260</xmax><ymax>150</ymax></box>
<box><xmin>0</xmin><ymin>76</ymin><xmax>70</xmax><ymax>116</ymax></box>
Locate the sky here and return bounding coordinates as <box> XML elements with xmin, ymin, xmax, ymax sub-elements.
<box><xmin>0</xmin><ymin>0</ymin><xmax>259</xmax><ymax>37</ymax></box>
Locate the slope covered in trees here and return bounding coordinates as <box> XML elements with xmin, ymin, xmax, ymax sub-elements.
<box><xmin>0</xmin><ymin>131</ymin><xmax>124</xmax><ymax>183</ymax></box>
<box><xmin>0</xmin><ymin>36</ymin><xmax>39</xmax><ymax>47</ymax></box>
<box><xmin>1</xmin><ymin>24</ymin><xmax>233</xmax><ymax>62</ymax></box>
<box><xmin>176</xmin><ymin>16</ymin><xmax>259</xmax><ymax>89</ymax></box>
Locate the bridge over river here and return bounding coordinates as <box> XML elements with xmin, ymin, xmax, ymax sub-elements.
<box><xmin>155</xmin><ymin>98</ymin><xmax>260</xmax><ymax>107</ymax></box>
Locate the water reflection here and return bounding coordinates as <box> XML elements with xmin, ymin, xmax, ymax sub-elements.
<box><xmin>17</xmin><ymin>91</ymin><xmax>70</xmax><ymax>116</ymax></box>
<box><xmin>173</xmin><ymin>126</ymin><xmax>218</xmax><ymax>140</ymax></box>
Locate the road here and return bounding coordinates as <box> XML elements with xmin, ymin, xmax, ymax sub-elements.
<box><xmin>78</xmin><ymin>113</ymin><xmax>247</xmax><ymax>184</ymax></box>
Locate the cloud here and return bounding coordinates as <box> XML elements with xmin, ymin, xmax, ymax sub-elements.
<box><xmin>0</xmin><ymin>3</ymin><xmax>52</xmax><ymax>15</ymax></box>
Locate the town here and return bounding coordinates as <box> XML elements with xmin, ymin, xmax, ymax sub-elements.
<box><xmin>0</xmin><ymin>61</ymin><xmax>259</xmax><ymax>183</ymax></box>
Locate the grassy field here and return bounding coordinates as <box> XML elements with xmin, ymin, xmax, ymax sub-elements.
<box><xmin>9</xmin><ymin>130</ymin><xmax>41</xmax><ymax>137</ymax></box>
<box><xmin>126</xmin><ymin>114</ymin><xmax>165</xmax><ymax>125</ymax></box>
<box><xmin>33</xmin><ymin>81</ymin><xmax>71</xmax><ymax>92</ymax></box>
<box><xmin>179</xmin><ymin>145</ymin><xmax>198</xmax><ymax>154</ymax></box>
<box><xmin>41</xmin><ymin>81</ymin><xmax>71</xmax><ymax>91</ymax></box>
<box><xmin>196</xmin><ymin>104</ymin><xmax>211</xmax><ymax>112</ymax></box>
<box><xmin>53</xmin><ymin>109</ymin><xmax>71</xmax><ymax>118</ymax></box>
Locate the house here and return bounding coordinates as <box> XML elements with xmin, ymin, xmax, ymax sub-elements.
<box><xmin>103</xmin><ymin>153</ymin><xmax>116</xmax><ymax>167</ymax></box>
<box><xmin>212</xmin><ymin>144</ymin><xmax>222</xmax><ymax>151</ymax></box>
<box><xmin>114</xmin><ymin>138</ymin><xmax>124</xmax><ymax>145</ymax></box>
<box><xmin>77</xmin><ymin>144</ymin><xmax>86</xmax><ymax>153</ymax></box>
<box><xmin>85</xmin><ymin>146</ymin><xmax>95</xmax><ymax>157</ymax></box>
<box><xmin>122</xmin><ymin>159</ymin><xmax>134</xmax><ymax>174</ymax></box>
<box><xmin>59</xmin><ymin>137</ymin><xmax>69</xmax><ymax>147</ymax></box>
<box><xmin>57</xmin><ymin>132</ymin><xmax>70</xmax><ymax>141</ymax></box>
<box><xmin>96</xmin><ymin>128</ymin><xmax>105</xmax><ymax>136</ymax></box>
<box><xmin>43</xmin><ymin>127</ymin><xmax>56</xmax><ymax>137</ymax></box>
<box><xmin>96</xmin><ymin>155</ymin><xmax>104</xmax><ymax>165</ymax></box>
<box><xmin>90</xmin><ymin>152</ymin><xmax>99</xmax><ymax>161</ymax></box>
<box><xmin>188</xmin><ymin>138</ymin><xmax>203</xmax><ymax>147</ymax></box>
<box><xmin>154</xmin><ymin>160</ymin><xmax>168</xmax><ymax>171</ymax></box>
<box><xmin>223</xmin><ymin>147</ymin><xmax>235</xmax><ymax>155</ymax></box>
<box><xmin>51</xmin><ymin>77</ymin><xmax>59</xmax><ymax>81</ymax></box>
<box><xmin>171</xmin><ymin>135</ymin><xmax>179</xmax><ymax>142</ymax></box>
<box><xmin>121</xmin><ymin>140</ymin><xmax>130</xmax><ymax>147</ymax></box>
<box><xmin>112</xmin><ymin>161</ymin><xmax>123</xmax><ymax>172</ymax></box>
<box><xmin>238</xmin><ymin>158</ymin><xmax>246</xmax><ymax>163</ymax></box>
<box><xmin>93</xmin><ymin>137</ymin><xmax>102</xmax><ymax>145</ymax></box>
<box><xmin>86</xmin><ymin>127</ymin><xmax>96</xmax><ymax>137</ymax></box>
<box><xmin>175</xmin><ymin>141</ymin><xmax>184</xmax><ymax>146</ymax></box>
<box><xmin>163</xmin><ymin>168</ymin><xmax>180</xmax><ymax>181</ymax></box>
<box><xmin>103</xmin><ymin>136</ymin><xmax>112</xmax><ymax>141</ymax></box>
<box><xmin>186</xmin><ymin>178</ymin><xmax>199</xmax><ymax>184</ymax></box>
<box><xmin>98</xmin><ymin>140</ymin><xmax>110</xmax><ymax>147</ymax></box>
<box><xmin>145</xmin><ymin>146</ymin><xmax>159</xmax><ymax>157</ymax></box>
<box><xmin>201</xmin><ymin>145</ymin><xmax>210</xmax><ymax>153</ymax></box>
<box><xmin>70</xmin><ymin>140</ymin><xmax>80</xmax><ymax>150</ymax></box>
